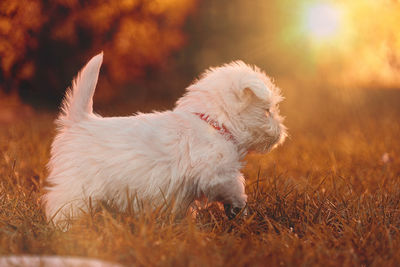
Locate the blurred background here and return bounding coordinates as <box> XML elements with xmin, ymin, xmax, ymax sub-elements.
<box><xmin>0</xmin><ymin>0</ymin><xmax>399</xmax><ymax>122</ymax></box>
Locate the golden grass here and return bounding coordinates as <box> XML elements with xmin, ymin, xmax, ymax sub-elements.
<box><xmin>0</xmin><ymin>87</ymin><xmax>399</xmax><ymax>266</ymax></box>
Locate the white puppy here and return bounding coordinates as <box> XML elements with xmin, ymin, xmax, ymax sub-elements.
<box><xmin>43</xmin><ymin>53</ymin><xmax>286</xmax><ymax>224</ymax></box>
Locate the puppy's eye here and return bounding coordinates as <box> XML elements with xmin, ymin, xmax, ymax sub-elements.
<box><xmin>265</xmin><ymin>108</ymin><xmax>271</xmax><ymax>116</ymax></box>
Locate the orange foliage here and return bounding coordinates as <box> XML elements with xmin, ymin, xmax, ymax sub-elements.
<box><xmin>0</xmin><ymin>0</ymin><xmax>43</xmax><ymax>81</ymax></box>
<box><xmin>0</xmin><ymin>0</ymin><xmax>196</xmax><ymax>97</ymax></box>
<box><xmin>48</xmin><ymin>0</ymin><xmax>196</xmax><ymax>82</ymax></box>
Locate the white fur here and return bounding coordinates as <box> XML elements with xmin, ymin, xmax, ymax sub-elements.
<box><xmin>43</xmin><ymin>53</ymin><xmax>287</xmax><ymax>224</ymax></box>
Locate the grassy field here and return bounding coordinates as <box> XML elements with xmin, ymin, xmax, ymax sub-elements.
<box><xmin>0</xmin><ymin>85</ymin><xmax>399</xmax><ymax>266</ymax></box>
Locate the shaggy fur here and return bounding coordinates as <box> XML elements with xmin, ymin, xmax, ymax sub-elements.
<box><xmin>43</xmin><ymin>53</ymin><xmax>287</xmax><ymax>224</ymax></box>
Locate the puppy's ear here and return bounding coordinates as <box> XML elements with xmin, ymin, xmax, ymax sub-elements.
<box><xmin>236</xmin><ymin>77</ymin><xmax>270</xmax><ymax>112</ymax></box>
<box><xmin>240</xmin><ymin>77</ymin><xmax>271</xmax><ymax>101</ymax></box>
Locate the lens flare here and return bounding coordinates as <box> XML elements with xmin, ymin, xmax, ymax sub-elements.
<box><xmin>305</xmin><ymin>3</ymin><xmax>341</xmax><ymax>39</ymax></box>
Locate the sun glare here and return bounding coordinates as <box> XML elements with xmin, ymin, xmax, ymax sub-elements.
<box><xmin>305</xmin><ymin>3</ymin><xmax>341</xmax><ymax>39</ymax></box>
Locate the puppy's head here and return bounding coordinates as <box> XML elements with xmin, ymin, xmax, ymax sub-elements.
<box><xmin>230</xmin><ymin>64</ymin><xmax>287</xmax><ymax>153</ymax></box>
<box><xmin>175</xmin><ymin>61</ymin><xmax>287</xmax><ymax>152</ymax></box>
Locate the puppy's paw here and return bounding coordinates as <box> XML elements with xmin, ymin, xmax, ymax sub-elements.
<box><xmin>223</xmin><ymin>203</ymin><xmax>247</xmax><ymax>220</ymax></box>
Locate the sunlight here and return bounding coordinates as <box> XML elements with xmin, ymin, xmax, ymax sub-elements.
<box><xmin>305</xmin><ymin>3</ymin><xmax>341</xmax><ymax>39</ymax></box>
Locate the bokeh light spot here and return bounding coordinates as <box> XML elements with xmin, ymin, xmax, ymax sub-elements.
<box><xmin>305</xmin><ymin>3</ymin><xmax>341</xmax><ymax>39</ymax></box>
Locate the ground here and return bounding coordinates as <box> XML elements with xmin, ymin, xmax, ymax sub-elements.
<box><xmin>0</xmin><ymin>84</ymin><xmax>399</xmax><ymax>266</ymax></box>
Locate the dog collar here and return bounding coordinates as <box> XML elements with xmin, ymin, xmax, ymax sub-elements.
<box><xmin>194</xmin><ymin>112</ymin><xmax>237</xmax><ymax>144</ymax></box>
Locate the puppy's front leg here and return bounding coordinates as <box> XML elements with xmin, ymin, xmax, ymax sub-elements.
<box><xmin>205</xmin><ymin>172</ymin><xmax>248</xmax><ymax>219</ymax></box>
<box><xmin>222</xmin><ymin>174</ymin><xmax>248</xmax><ymax>219</ymax></box>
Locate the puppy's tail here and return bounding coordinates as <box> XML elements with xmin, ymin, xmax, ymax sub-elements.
<box><xmin>59</xmin><ymin>52</ymin><xmax>103</xmax><ymax>123</ymax></box>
